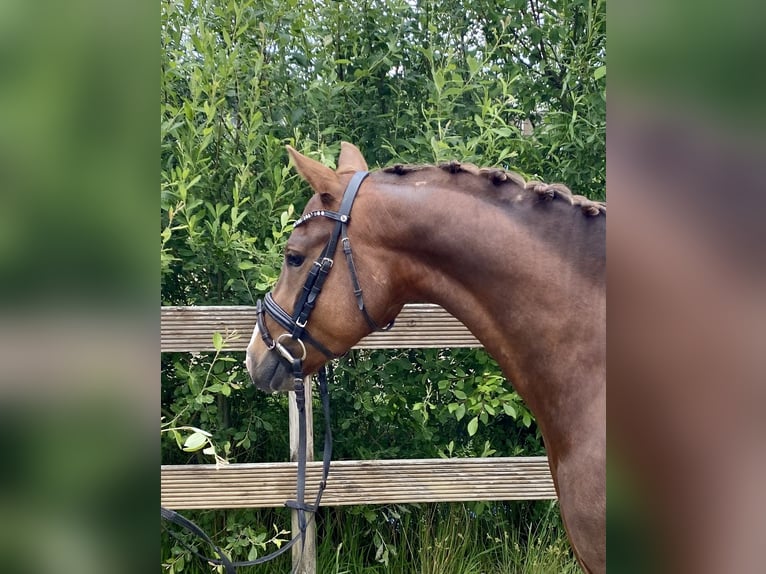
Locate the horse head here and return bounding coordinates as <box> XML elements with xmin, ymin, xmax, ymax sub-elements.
<box><xmin>246</xmin><ymin>143</ymin><xmax>399</xmax><ymax>392</ymax></box>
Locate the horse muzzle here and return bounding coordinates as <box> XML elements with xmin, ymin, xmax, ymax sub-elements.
<box><xmin>245</xmin><ymin>324</ymin><xmax>297</xmax><ymax>392</ymax></box>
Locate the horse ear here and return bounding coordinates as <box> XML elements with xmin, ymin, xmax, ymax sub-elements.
<box><xmin>337</xmin><ymin>141</ymin><xmax>368</xmax><ymax>173</ymax></box>
<box><xmin>286</xmin><ymin>145</ymin><xmax>341</xmax><ymax>204</ymax></box>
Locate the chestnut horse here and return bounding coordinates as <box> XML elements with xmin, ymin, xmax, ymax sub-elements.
<box><xmin>246</xmin><ymin>142</ymin><xmax>605</xmax><ymax>573</ymax></box>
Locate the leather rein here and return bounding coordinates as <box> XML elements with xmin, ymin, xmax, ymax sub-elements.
<box><xmin>162</xmin><ymin>170</ymin><xmax>392</xmax><ymax>572</ymax></box>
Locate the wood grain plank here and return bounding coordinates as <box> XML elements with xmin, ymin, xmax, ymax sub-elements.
<box><xmin>160</xmin><ymin>304</ymin><xmax>480</xmax><ymax>352</ymax></box>
<box><xmin>161</xmin><ymin>457</ymin><xmax>556</xmax><ymax>509</ymax></box>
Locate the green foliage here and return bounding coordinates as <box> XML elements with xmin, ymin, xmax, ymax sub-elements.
<box><xmin>161</xmin><ymin>508</ymin><xmax>292</xmax><ymax>574</ymax></box>
<box><xmin>162</xmin><ymin>502</ymin><xmax>578</xmax><ymax>573</ymax></box>
<box><xmin>328</xmin><ymin>348</ymin><xmax>542</xmax><ymax>462</ymax></box>
<box><xmin>161</xmin><ymin>0</ymin><xmax>604</xmax><ymax>569</ymax></box>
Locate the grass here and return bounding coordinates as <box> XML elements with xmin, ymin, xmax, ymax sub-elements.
<box><xmin>162</xmin><ymin>502</ymin><xmax>580</xmax><ymax>573</ymax></box>
<box><xmin>316</xmin><ymin>502</ymin><xmax>579</xmax><ymax>574</ymax></box>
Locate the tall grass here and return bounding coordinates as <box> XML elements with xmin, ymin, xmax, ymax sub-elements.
<box><xmin>314</xmin><ymin>502</ymin><xmax>578</xmax><ymax>574</ymax></box>
<box><xmin>163</xmin><ymin>502</ymin><xmax>578</xmax><ymax>573</ymax></box>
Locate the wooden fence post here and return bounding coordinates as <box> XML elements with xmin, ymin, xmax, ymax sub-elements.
<box><xmin>288</xmin><ymin>376</ymin><xmax>316</xmax><ymax>574</ymax></box>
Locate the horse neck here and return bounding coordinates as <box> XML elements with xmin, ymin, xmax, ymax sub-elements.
<box><xmin>365</xmin><ymin>174</ymin><xmax>605</xmax><ymax>399</ymax></box>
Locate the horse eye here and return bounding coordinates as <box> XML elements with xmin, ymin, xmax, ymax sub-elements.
<box><xmin>286</xmin><ymin>253</ymin><xmax>305</xmax><ymax>267</ymax></box>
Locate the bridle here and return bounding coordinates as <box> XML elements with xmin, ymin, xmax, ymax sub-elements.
<box><xmin>255</xmin><ymin>170</ymin><xmax>393</xmax><ymax>366</ymax></box>
<box><xmin>162</xmin><ymin>170</ymin><xmax>393</xmax><ymax>572</ymax></box>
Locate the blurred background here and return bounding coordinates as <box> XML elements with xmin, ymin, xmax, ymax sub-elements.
<box><xmin>0</xmin><ymin>0</ymin><xmax>155</xmax><ymax>572</ymax></box>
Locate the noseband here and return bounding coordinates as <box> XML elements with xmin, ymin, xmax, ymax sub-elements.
<box><xmin>256</xmin><ymin>170</ymin><xmax>393</xmax><ymax>372</ymax></box>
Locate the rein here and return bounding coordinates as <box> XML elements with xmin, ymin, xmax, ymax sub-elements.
<box><xmin>161</xmin><ymin>170</ymin><xmax>392</xmax><ymax>572</ymax></box>
<box><xmin>161</xmin><ymin>369</ymin><xmax>331</xmax><ymax>573</ymax></box>
<box><xmin>160</xmin><ymin>367</ymin><xmax>332</xmax><ymax>574</ymax></box>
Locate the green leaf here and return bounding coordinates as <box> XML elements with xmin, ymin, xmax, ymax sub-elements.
<box><xmin>453</xmin><ymin>389</ymin><xmax>467</xmax><ymax>400</ymax></box>
<box><xmin>212</xmin><ymin>332</ymin><xmax>223</xmax><ymax>351</ymax></box>
<box><xmin>467</xmin><ymin>416</ymin><xmax>479</xmax><ymax>436</ymax></box>
<box><xmin>466</xmin><ymin>55</ymin><xmax>481</xmax><ymax>76</ymax></box>
<box><xmin>432</xmin><ymin>68</ymin><xmax>445</xmax><ymax>93</ymax></box>
<box><xmin>455</xmin><ymin>404</ymin><xmax>466</xmax><ymax>421</ymax></box>
<box><xmin>182</xmin><ymin>432</ymin><xmax>208</xmax><ymax>452</ymax></box>
<box><xmin>594</xmin><ymin>65</ymin><xmax>606</xmax><ymax>80</ymax></box>
<box><xmin>503</xmin><ymin>403</ymin><xmax>517</xmax><ymax>418</ymax></box>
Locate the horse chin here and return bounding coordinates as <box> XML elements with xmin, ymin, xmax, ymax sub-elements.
<box><xmin>249</xmin><ymin>352</ymin><xmax>295</xmax><ymax>393</ymax></box>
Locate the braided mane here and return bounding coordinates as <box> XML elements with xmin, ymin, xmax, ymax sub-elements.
<box><xmin>383</xmin><ymin>162</ymin><xmax>606</xmax><ymax>217</ymax></box>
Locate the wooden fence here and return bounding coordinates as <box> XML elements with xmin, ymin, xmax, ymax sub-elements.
<box><xmin>161</xmin><ymin>304</ymin><xmax>556</xmax><ymax>573</ymax></box>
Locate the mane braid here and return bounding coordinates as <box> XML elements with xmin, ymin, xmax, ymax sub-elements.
<box><xmin>382</xmin><ymin>162</ymin><xmax>605</xmax><ymax>216</ymax></box>
<box><xmin>385</xmin><ymin>164</ymin><xmax>426</xmax><ymax>175</ymax></box>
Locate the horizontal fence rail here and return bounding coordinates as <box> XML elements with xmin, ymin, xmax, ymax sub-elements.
<box><xmin>161</xmin><ymin>303</ymin><xmax>481</xmax><ymax>352</ymax></box>
<box><xmin>161</xmin><ymin>457</ymin><xmax>556</xmax><ymax>510</ymax></box>
<box><xmin>161</xmin><ymin>304</ymin><xmax>555</xmax><ymax>512</ymax></box>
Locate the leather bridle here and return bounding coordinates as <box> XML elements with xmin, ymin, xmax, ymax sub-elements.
<box><xmin>162</xmin><ymin>170</ymin><xmax>393</xmax><ymax>572</ymax></box>
<box><xmin>255</xmin><ymin>170</ymin><xmax>393</xmax><ymax>368</ymax></box>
